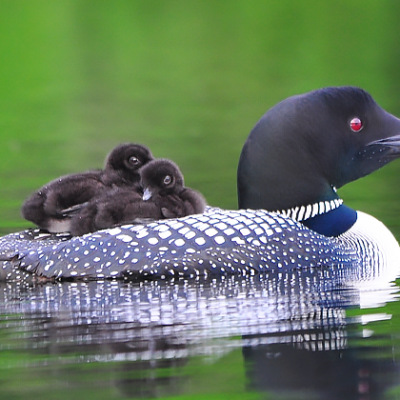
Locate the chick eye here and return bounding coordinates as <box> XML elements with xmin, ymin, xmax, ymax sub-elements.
<box><xmin>350</xmin><ymin>117</ymin><xmax>363</xmax><ymax>132</ymax></box>
<box><xmin>163</xmin><ymin>175</ymin><xmax>172</xmax><ymax>185</ymax></box>
<box><xmin>129</xmin><ymin>156</ymin><xmax>140</xmax><ymax>165</ymax></box>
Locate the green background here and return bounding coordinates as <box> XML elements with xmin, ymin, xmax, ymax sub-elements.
<box><xmin>0</xmin><ymin>0</ymin><xmax>400</xmax><ymax>237</ymax></box>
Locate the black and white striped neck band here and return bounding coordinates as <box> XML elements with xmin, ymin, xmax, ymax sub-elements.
<box><xmin>275</xmin><ymin>198</ymin><xmax>344</xmax><ymax>222</ymax></box>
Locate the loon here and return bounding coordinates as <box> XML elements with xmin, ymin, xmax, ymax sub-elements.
<box><xmin>1</xmin><ymin>86</ymin><xmax>400</xmax><ymax>282</ymax></box>
<box><xmin>21</xmin><ymin>143</ymin><xmax>154</xmax><ymax>234</ymax></box>
<box><xmin>69</xmin><ymin>159</ymin><xmax>207</xmax><ymax>236</ymax></box>
<box><xmin>140</xmin><ymin>159</ymin><xmax>207</xmax><ymax>218</ymax></box>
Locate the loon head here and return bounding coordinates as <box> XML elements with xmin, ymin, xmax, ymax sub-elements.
<box><xmin>238</xmin><ymin>86</ymin><xmax>400</xmax><ymax>212</ymax></box>
<box><xmin>104</xmin><ymin>143</ymin><xmax>154</xmax><ymax>183</ymax></box>
<box><xmin>140</xmin><ymin>159</ymin><xmax>185</xmax><ymax>201</ymax></box>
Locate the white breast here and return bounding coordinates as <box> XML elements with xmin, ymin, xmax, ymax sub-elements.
<box><xmin>338</xmin><ymin>210</ymin><xmax>400</xmax><ymax>308</ymax></box>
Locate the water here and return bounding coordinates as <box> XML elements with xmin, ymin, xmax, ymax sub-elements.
<box><xmin>0</xmin><ymin>265</ymin><xmax>399</xmax><ymax>400</ymax></box>
<box><xmin>1</xmin><ymin>1</ymin><xmax>400</xmax><ymax>399</ymax></box>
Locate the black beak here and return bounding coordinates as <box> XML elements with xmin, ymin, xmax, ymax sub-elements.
<box><xmin>349</xmin><ymin>132</ymin><xmax>400</xmax><ymax>184</ymax></box>
<box><xmin>367</xmin><ymin>134</ymin><xmax>400</xmax><ymax>155</ymax></box>
<box><xmin>363</xmin><ymin>134</ymin><xmax>400</xmax><ymax>165</ymax></box>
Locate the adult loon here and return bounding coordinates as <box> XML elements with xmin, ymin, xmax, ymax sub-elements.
<box><xmin>1</xmin><ymin>86</ymin><xmax>400</xmax><ymax>282</ymax></box>
<box><xmin>69</xmin><ymin>159</ymin><xmax>207</xmax><ymax>236</ymax></box>
<box><xmin>21</xmin><ymin>143</ymin><xmax>154</xmax><ymax>233</ymax></box>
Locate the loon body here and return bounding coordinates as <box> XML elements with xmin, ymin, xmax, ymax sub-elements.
<box><xmin>2</xmin><ymin>86</ymin><xmax>400</xmax><ymax>281</ymax></box>
<box><xmin>21</xmin><ymin>143</ymin><xmax>154</xmax><ymax>233</ymax></box>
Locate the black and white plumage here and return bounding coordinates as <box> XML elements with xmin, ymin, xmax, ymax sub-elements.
<box><xmin>0</xmin><ymin>208</ymin><xmax>355</xmax><ymax>281</ymax></box>
<box><xmin>2</xmin><ymin>86</ymin><xmax>400</xmax><ymax>281</ymax></box>
<box><xmin>21</xmin><ymin>143</ymin><xmax>154</xmax><ymax>233</ymax></box>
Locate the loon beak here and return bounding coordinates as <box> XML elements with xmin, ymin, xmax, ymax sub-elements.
<box><xmin>365</xmin><ymin>134</ymin><xmax>400</xmax><ymax>161</ymax></box>
<box><xmin>143</xmin><ymin>188</ymin><xmax>152</xmax><ymax>201</ymax></box>
<box><xmin>367</xmin><ymin>134</ymin><xmax>400</xmax><ymax>153</ymax></box>
<box><xmin>350</xmin><ymin>124</ymin><xmax>400</xmax><ymax>184</ymax></box>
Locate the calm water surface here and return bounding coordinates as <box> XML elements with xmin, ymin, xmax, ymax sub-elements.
<box><xmin>1</xmin><ymin>1</ymin><xmax>400</xmax><ymax>399</ymax></box>
<box><xmin>1</xmin><ymin>265</ymin><xmax>400</xmax><ymax>400</ymax></box>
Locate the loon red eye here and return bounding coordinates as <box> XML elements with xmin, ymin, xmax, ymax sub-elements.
<box><xmin>350</xmin><ymin>117</ymin><xmax>363</xmax><ymax>132</ymax></box>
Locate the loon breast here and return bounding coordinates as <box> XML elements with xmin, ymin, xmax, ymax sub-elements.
<box><xmin>2</xmin><ymin>86</ymin><xmax>400</xmax><ymax>282</ymax></box>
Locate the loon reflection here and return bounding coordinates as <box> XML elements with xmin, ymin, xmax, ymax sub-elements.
<box><xmin>1</xmin><ymin>86</ymin><xmax>400</xmax><ymax>281</ymax></box>
<box><xmin>0</xmin><ymin>257</ymin><xmax>399</xmax><ymax>399</ymax></box>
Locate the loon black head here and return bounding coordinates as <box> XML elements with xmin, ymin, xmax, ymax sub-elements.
<box><xmin>140</xmin><ymin>159</ymin><xmax>184</xmax><ymax>200</ymax></box>
<box><xmin>238</xmin><ymin>86</ymin><xmax>400</xmax><ymax>212</ymax></box>
<box><xmin>104</xmin><ymin>143</ymin><xmax>154</xmax><ymax>184</ymax></box>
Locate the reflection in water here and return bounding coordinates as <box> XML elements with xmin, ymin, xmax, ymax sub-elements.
<box><xmin>243</xmin><ymin>341</ymin><xmax>400</xmax><ymax>400</ymax></box>
<box><xmin>0</xmin><ymin>261</ymin><xmax>399</xmax><ymax>399</ymax></box>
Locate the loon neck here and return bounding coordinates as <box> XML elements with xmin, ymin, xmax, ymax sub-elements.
<box><xmin>275</xmin><ymin>198</ymin><xmax>343</xmax><ymax>222</ymax></box>
<box><xmin>302</xmin><ymin>204</ymin><xmax>357</xmax><ymax>237</ymax></box>
<box><xmin>275</xmin><ymin>199</ymin><xmax>357</xmax><ymax>237</ymax></box>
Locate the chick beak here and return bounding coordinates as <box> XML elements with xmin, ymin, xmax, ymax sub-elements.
<box><xmin>143</xmin><ymin>188</ymin><xmax>152</xmax><ymax>201</ymax></box>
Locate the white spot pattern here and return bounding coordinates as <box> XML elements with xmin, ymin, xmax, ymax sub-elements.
<box><xmin>2</xmin><ymin>205</ymin><xmax>355</xmax><ymax>281</ymax></box>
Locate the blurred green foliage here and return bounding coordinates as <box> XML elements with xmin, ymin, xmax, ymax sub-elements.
<box><xmin>1</xmin><ymin>0</ymin><xmax>400</xmax><ymax>236</ymax></box>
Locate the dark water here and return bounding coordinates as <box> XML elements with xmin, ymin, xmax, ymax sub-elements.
<box><xmin>1</xmin><ymin>1</ymin><xmax>400</xmax><ymax>399</ymax></box>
